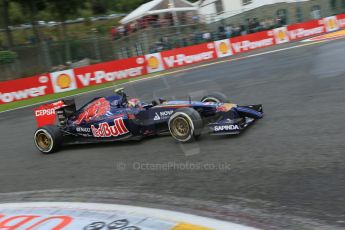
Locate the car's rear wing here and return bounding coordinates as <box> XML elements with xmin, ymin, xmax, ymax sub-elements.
<box><xmin>34</xmin><ymin>99</ymin><xmax>76</xmax><ymax>128</ymax></box>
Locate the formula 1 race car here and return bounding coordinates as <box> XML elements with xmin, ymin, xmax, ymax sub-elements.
<box><xmin>33</xmin><ymin>88</ymin><xmax>263</xmax><ymax>153</ymax></box>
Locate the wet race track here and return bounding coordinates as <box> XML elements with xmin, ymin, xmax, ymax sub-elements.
<box><xmin>0</xmin><ymin>39</ymin><xmax>345</xmax><ymax>229</ymax></box>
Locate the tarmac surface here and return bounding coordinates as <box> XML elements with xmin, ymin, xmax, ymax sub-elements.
<box><xmin>0</xmin><ymin>38</ymin><xmax>345</xmax><ymax>229</ymax></box>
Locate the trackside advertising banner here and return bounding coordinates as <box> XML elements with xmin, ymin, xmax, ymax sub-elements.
<box><xmin>0</xmin><ymin>75</ymin><xmax>52</xmax><ymax>104</ymax></box>
<box><xmin>160</xmin><ymin>42</ymin><xmax>217</xmax><ymax>69</ymax></box>
<box><xmin>73</xmin><ymin>56</ymin><xmax>146</xmax><ymax>88</ymax></box>
<box><xmin>287</xmin><ymin>19</ymin><xmax>326</xmax><ymax>41</ymax></box>
<box><xmin>337</xmin><ymin>13</ymin><xmax>345</xmax><ymax>28</ymax></box>
<box><xmin>230</xmin><ymin>30</ymin><xmax>275</xmax><ymax>54</ymax></box>
<box><xmin>1</xmin><ymin>13</ymin><xmax>345</xmax><ymax>105</ymax></box>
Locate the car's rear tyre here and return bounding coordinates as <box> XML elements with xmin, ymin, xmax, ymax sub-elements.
<box><xmin>168</xmin><ymin>108</ymin><xmax>203</xmax><ymax>143</ymax></box>
<box><xmin>201</xmin><ymin>92</ymin><xmax>229</xmax><ymax>103</ymax></box>
<box><xmin>34</xmin><ymin>125</ymin><xmax>62</xmax><ymax>154</ymax></box>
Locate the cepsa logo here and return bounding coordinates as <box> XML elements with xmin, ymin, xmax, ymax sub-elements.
<box><xmin>214</xmin><ymin>39</ymin><xmax>233</xmax><ymax>58</ymax></box>
<box><xmin>274</xmin><ymin>27</ymin><xmax>290</xmax><ymax>44</ymax></box>
<box><xmin>324</xmin><ymin>16</ymin><xmax>339</xmax><ymax>32</ymax></box>
<box><xmin>35</xmin><ymin>101</ymin><xmax>65</xmax><ymax>117</ymax></box>
<box><xmin>0</xmin><ymin>86</ymin><xmax>47</xmax><ymax>103</ymax></box>
<box><xmin>35</xmin><ymin>108</ymin><xmax>55</xmax><ymax>117</ymax></box>
<box><xmin>91</xmin><ymin>118</ymin><xmax>129</xmax><ymax>137</ymax></box>
<box><xmin>162</xmin><ymin>51</ymin><xmax>214</xmax><ymax>68</ymax></box>
<box><xmin>232</xmin><ymin>38</ymin><xmax>274</xmax><ymax>53</ymax></box>
<box><xmin>76</xmin><ymin>67</ymin><xmax>144</xmax><ymax>87</ymax></box>
<box><xmin>145</xmin><ymin>53</ymin><xmax>165</xmax><ymax>73</ymax></box>
<box><xmin>50</xmin><ymin>69</ymin><xmax>77</xmax><ymax>93</ymax></box>
<box><xmin>35</xmin><ymin>101</ymin><xmax>65</xmax><ymax>118</ymax></box>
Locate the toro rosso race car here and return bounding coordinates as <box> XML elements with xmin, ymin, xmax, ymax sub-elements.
<box><xmin>33</xmin><ymin>88</ymin><xmax>263</xmax><ymax>153</ymax></box>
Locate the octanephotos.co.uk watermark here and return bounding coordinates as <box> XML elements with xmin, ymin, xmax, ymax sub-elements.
<box><xmin>115</xmin><ymin>161</ymin><xmax>231</xmax><ymax>172</ymax></box>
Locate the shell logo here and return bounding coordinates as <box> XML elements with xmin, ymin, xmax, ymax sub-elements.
<box><xmin>324</xmin><ymin>17</ymin><xmax>339</xmax><ymax>32</ymax></box>
<box><xmin>219</xmin><ymin>42</ymin><xmax>229</xmax><ymax>54</ymax></box>
<box><xmin>148</xmin><ymin>56</ymin><xmax>159</xmax><ymax>70</ymax></box>
<box><xmin>274</xmin><ymin>27</ymin><xmax>289</xmax><ymax>44</ymax></box>
<box><xmin>56</xmin><ymin>73</ymin><xmax>72</xmax><ymax>89</ymax></box>
<box><xmin>145</xmin><ymin>53</ymin><xmax>164</xmax><ymax>73</ymax></box>
<box><xmin>215</xmin><ymin>40</ymin><xmax>232</xmax><ymax>58</ymax></box>
<box><xmin>277</xmin><ymin>29</ymin><xmax>287</xmax><ymax>41</ymax></box>
<box><xmin>51</xmin><ymin>69</ymin><xmax>77</xmax><ymax>93</ymax></box>
<box><xmin>328</xmin><ymin>18</ymin><xmax>336</xmax><ymax>30</ymax></box>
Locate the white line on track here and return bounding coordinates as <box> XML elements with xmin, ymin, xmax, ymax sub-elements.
<box><xmin>0</xmin><ymin>39</ymin><xmax>333</xmax><ymax>114</ymax></box>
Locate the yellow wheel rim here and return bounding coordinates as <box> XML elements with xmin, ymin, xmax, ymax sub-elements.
<box><xmin>171</xmin><ymin>117</ymin><xmax>190</xmax><ymax>137</ymax></box>
<box><xmin>36</xmin><ymin>132</ymin><xmax>52</xmax><ymax>151</ymax></box>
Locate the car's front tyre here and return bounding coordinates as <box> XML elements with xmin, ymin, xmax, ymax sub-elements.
<box><xmin>168</xmin><ymin>108</ymin><xmax>203</xmax><ymax>143</ymax></box>
<box><xmin>201</xmin><ymin>92</ymin><xmax>229</xmax><ymax>103</ymax></box>
<box><xmin>34</xmin><ymin>125</ymin><xmax>62</xmax><ymax>154</ymax></box>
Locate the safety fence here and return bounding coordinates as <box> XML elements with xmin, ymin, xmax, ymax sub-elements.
<box><xmin>0</xmin><ymin>14</ymin><xmax>344</xmax><ymax>106</ymax></box>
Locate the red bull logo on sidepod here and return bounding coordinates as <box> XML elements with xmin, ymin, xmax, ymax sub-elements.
<box><xmin>91</xmin><ymin>118</ymin><xmax>129</xmax><ymax>137</ymax></box>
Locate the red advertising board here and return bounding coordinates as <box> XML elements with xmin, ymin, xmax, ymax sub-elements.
<box><xmin>287</xmin><ymin>19</ymin><xmax>325</xmax><ymax>41</ymax></box>
<box><xmin>0</xmin><ymin>75</ymin><xmax>53</xmax><ymax>105</ymax></box>
<box><xmin>73</xmin><ymin>56</ymin><xmax>146</xmax><ymax>88</ymax></box>
<box><xmin>337</xmin><ymin>13</ymin><xmax>345</xmax><ymax>28</ymax></box>
<box><xmin>230</xmin><ymin>30</ymin><xmax>275</xmax><ymax>54</ymax></box>
<box><xmin>159</xmin><ymin>42</ymin><xmax>217</xmax><ymax>69</ymax></box>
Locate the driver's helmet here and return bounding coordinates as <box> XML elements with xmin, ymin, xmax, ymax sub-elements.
<box><xmin>128</xmin><ymin>98</ymin><xmax>141</xmax><ymax>108</ymax></box>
